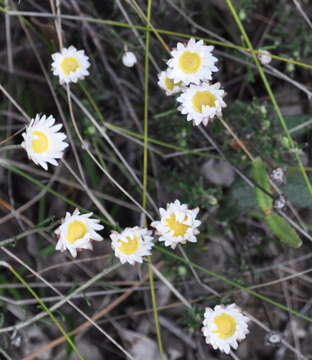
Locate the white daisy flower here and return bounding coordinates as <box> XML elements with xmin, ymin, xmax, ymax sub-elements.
<box><xmin>258</xmin><ymin>50</ymin><xmax>272</xmax><ymax>65</ymax></box>
<box><xmin>55</xmin><ymin>209</ymin><xmax>104</xmax><ymax>258</ymax></box>
<box><xmin>111</xmin><ymin>226</ymin><xmax>153</xmax><ymax>265</ymax></box>
<box><xmin>51</xmin><ymin>45</ymin><xmax>90</xmax><ymax>84</ymax></box>
<box><xmin>202</xmin><ymin>303</ymin><xmax>249</xmax><ymax>354</ymax></box>
<box><xmin>151</xmin><ymin>200</ymin><xmax>201</xmax><ymax>249</ymax></box>
<box><xmin>177</xmin><ymin>82</ymin><xmax>226</xmax><ymax>126</ymax></box>
<box><xmin>157</xmin><ymin>70</ymin><xmax>183</xmax><ymax>96</ymax></box>
<box><xmin>167</xmin><ymin>38</ymin><xmax>218</xmax><ymax>85</ymax></box>
<box><xmin>21</xmin><ymin>114</ymin><xmax>68</xmax><ymax>170</ymax></box>
<box><xmin>122</xmin><ymin>51</ymin><xmax>137</xmax><ymax>67</ymax></box>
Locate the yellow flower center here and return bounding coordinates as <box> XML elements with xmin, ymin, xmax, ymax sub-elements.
<box><xmin>213</xmin><ymin>313</ymin><xmax>237</xmax><ymax>339</ymax></box>
<box><xmin>165</xmin><ymin>77</ymin><xmax>174</xmax><ymax>91</ymax></box>
<box><xmin>31</xmin><ymin>131</ymin><xmax>49</xmax><ymax>153</ymax></box>
<box><xmin>60</xmin><ymin>57</ymin><xmax>80</xmax><ymax>75</ymax></box>
<box><xmin>67</xmin><ymin>221</ymin><xmax>87</xmax><ymax>243</ymax></box>
<box><xmin>166</xmin><ymin>213</ymin><xmax>189</xmax><ymax>237</ymax></box>
<box><xmin>178</xmin><ymin>51</ymin><xmax>201</xmax><ymax>73</ymax></box>
<box><xmin>118</xmin><ymin>236</ymin><xmax>139</xmax><ymax>255</ymax></box>
<box><xmin>192</xmin><ymin>91</ymin><xmax>216</xmax><ymax>113</ymax></box>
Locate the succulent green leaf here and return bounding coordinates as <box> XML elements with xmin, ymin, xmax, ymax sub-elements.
<box><xmin>265</xmin><ymin>213</ymin><xmax>302</xmax><ymax>248</ymax></box>
<box><xmin>252</xmin><ymin>157</ymin><xmax>273</xmax><ymax>212</ymax></box>
<box><xmin>252</xmin><ymin>157</ymin><xmax>301</xmax><ymax>248</ymax></box>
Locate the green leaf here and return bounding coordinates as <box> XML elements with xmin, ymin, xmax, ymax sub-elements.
<box><xmin>283</xmin><ymin>171</ymin><xmax>312</xmax><ymax>208</ymax></box>
<box><xmin>221</xmin><ymin>168</ymin><xmax>312</xmax><ymax>221</ymax></box>
<box><xmin>252</xmin><ymin>158</ymin><xmax>301</xmax><ymax>248</ymax></box>
<box><xmin>251</xmin><ymin>157</ymin><xmax>273</xmax><ymax>212</ymax></box>
<box><xmin>218</xmin><ymin>178</ymin><xmax>256</xmax><ymax>220</ymax></box>
<box><xmin>265</xmin><ymin>213</ymin><xmax>302</xmax><ymax>248</ymax></box>
<box><xmin>39</xmin><ymin>245</ymin><xmax>55</xmax><ymax>256</ymax></box>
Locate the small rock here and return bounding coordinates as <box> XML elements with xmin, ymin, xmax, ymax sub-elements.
<box><xmin>22</xmin><ymin>326</ymin><xmax>51</xmax><ymax>360</ymax></box>
<box><xmin>72</xmin><ymin>340</ymin><xmax>102</xmax><ymax>360</ymax></box>
<box><xmin>201</xmin><ymin>159</ymin><xmax>235</xmax><ymax>187</ymax></box>
<box><xmin>118</xmin><ymin>328</ymin><xmax>162</xmax><ymax>360</ymax></box>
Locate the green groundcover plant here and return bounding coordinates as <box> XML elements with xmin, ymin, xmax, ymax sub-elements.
<box><xmin>0</xmin><ymin>1</ymin><xmax>312</xmax><ymax>359</ymax></box>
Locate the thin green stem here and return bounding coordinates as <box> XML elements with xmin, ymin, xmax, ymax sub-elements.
<box><xmin>0</xmin><ymin>261</ymin><xmax>121</xmax><ymax>334</ymax></box>
<box><xmin>155</xmin><ymin>245</ymin><xmax>312</xmax><ymax>324</ymax></box>
<box><xmin>142</xmin><ymin>0</ymin><xmax>164</xmax><ymax>357</ymax></box>
<box><xmin>80</xmin><ymin>78</ymin><xmax>220</xmax><ymax>160</ymax></box>
<box><xmin>103</xmin><ymin>121</ymin><xmax>221</xmax><ymax>159</ymax></box>
<box><xmin>0</xmin><ymin>162</ymin><xmax>117</xmax><ymax>228</ymax></box>
<box><xmin>2</xmin><ymin>262</ymin><xmax>84</xmax><ymax>360</ymax></box>
<box><xmin>224</xmin><ymin>0</ymin><xmax>312</xmax><ymax>197</ymax></box>
<box><xmin>0</xmin><ymin>220</ymin><xmax>55</xmax><ymax>247</ymax></box>
<box><xmin>1</xmin><ymin>6</ymin><xmax>311</xmax><ymax>70</ymax></box>
<box><xmin>142</xmin><ymin>4</ymin><xmax>150</xmax><ymax>211</ymax></box>
<box><xmin>128</xmin><ymin>0</ymin><xmax>169</xmax><ymax>52</ymax></box>
<box><xmin>79</xmin><ymin>82</ymin><xmax>104</xmax><ymax>122</ymax></box>
<box><xmin>147</xmin><ymin>256</ymin><xmax>164</xmax><ymax>352</ymax></box>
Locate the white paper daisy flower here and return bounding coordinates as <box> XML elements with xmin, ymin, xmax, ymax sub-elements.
<box><xmin>111</xmin><ymin>226</ymin><xmax>153</xmax><ymax>265</ymax></box>
<box><xmin>157</xmin><ymin>70</ymin><xmax>183</xmax><ymax>96</ymax></box>
<box><xmin>202</xmin><ymin>303</ymin><xmax>249</xmax><ymax>354</ymax></box>
<box><xmin>51</xmin><ymin>45</ymin><xmax>90</xmax><ymax>84</ymax></box>
<box><xmin>151</xmin><ymin>200</ymin><xmax>201</xmax><ymax>249</ymax></box>
<box><xmin>167</xmin><ymin>38</ymin><xmax>218</xmax><ymax>85</ymax></box>
<box><xmin>177</xmin><ymin>82</ymin><xmax>226</xmax><ymax>126</ymax></box>
<box><xmin>21</xmin><ymin>114</ymin><xmax>68</xmax><ymax>170</ymax></box>
<box><xmin>55</xmin><ymin>209</ymin><xmax>104</xmax><ymax>258</ymax></box>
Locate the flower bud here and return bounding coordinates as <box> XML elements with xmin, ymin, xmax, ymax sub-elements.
<box><xmin>122</xmin><ymin>51</ymin><xmax>137</xmax><ymax>67</ymax></box>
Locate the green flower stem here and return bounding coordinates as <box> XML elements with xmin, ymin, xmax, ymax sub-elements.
<box><xmin>155</xmin><ymin>245</ymin><xmax>312</xmax><ymax>324</ymax></box>
<box><xmin>0</xmin><ymin>6</ymin><xmax>311</xmax><ymax>70</ymax></box>
<box><xmin>1</xmin><ymin>262</ymin><xmax>84</xmax><ymax>360</ymax></box>
<box><xmin>103</xmin><ymin>121</ymin><xmax>221</xmax><ymax>159</ymax></box>
<box><xmin>143</xmin><ymin>0</ymin><xmax>164</xmax><ymax>357</ymax></box>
